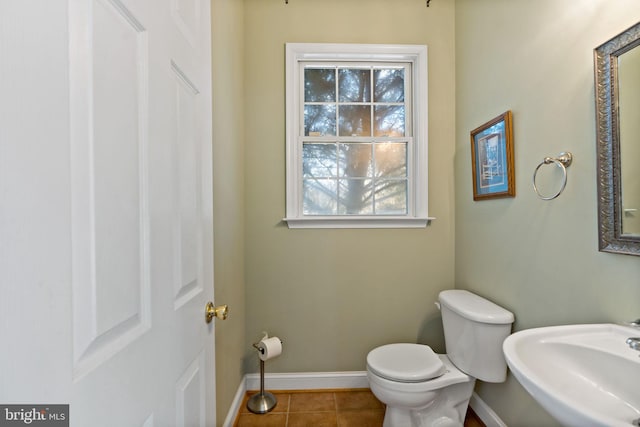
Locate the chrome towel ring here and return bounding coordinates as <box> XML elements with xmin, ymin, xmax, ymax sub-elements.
<box><xmin>532</xmin><ymin>152</ymin><xmax>573</xmax><ymax>200</ymax></box>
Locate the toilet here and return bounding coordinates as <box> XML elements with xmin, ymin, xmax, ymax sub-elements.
<box><xmin>366</xmin><ymin>290</ymin><xmax>514</xmax><ymax>427</ymax></box>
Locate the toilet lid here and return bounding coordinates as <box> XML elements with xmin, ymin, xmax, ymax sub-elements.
<box><xmin>367</xmin><ymin>343</ymin><xmax>445</xmax><ymax>382</ymax></box>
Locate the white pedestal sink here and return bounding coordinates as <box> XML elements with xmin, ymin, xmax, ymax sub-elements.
<box><xmin>503</xmin><ymin>323</ymin><xmax>640</xmax><ymax>427</ymax></box>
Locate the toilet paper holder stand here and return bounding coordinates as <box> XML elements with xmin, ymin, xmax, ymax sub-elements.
<box><xmin>247</xmin><ymin>340</ymin><xmax>282</xmax><ymax>414</ymax></box>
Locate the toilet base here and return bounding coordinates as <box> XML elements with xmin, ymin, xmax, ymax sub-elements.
<box><xmin>382</xmin><ymin>379</ymin><xmax>475</xmax><ymax>427</ymax></box>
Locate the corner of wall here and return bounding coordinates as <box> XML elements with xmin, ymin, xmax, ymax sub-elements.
<box><xmin>211</xmin><ymin>0</ymin><xmax>247</xmax><ymax>425</ymax></box>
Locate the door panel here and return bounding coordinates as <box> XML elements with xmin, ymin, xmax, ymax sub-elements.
<box><xmin>71</xmin><ymin>0</ymin><xmax>152</xmax><ymax>380</ymax></box>
<box><xmin>172</xmin><ymin>62</ymin><xmax>204</xmax><ymax>310</ymax></box>
<box><xmin>91</xmin><ymin>0</ymin><xmax>148</xmax><ymax>339</ymax></box>
<box><xmin>176</xmin><ymin>351</ymin><xmax>206</xmax><ymax>427</ymax></box>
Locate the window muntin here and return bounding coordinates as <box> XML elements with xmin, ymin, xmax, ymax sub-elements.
<box><xmin>285</xmin><ymin>43</ymin><xmax>430</xmax><ymax>229</ymax></box>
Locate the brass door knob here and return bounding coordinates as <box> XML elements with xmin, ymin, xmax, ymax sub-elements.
<box><xmin>205</xmin><ymin>302</ymin><xmax>228</xmax><ymax>323</ymax></box>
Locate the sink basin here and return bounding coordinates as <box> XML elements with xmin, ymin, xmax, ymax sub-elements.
<box><xmin>503</xmin><ymin>323</ymin><xmax>640</xmax><ymax>427</ymax></box>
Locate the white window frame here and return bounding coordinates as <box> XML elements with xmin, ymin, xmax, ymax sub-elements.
<box><xmin>283</xmin><ymin>43</ymin><xmax>432</xmax><ymax>229</ymax></box>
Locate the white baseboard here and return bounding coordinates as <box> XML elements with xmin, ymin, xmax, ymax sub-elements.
<box><xmin>245</xmin><ymin>371</ymin><xmax>369</xmax><ymax>391</ymax></box>
<box><xmin>470</xmin><ymin>392</ymin><xmax>508</xmax><ymax>427</ymax></box>
<box><xmin>222</xmin><ymin>379</ymin><xmax>247</xmax><ymax>427</ymax></box>
<box><xmin>222</xmin><ymin>372</ymin><xmax>506</xmax><ymax>427</ymax></box>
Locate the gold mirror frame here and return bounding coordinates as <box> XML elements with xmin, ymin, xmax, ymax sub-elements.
<box><xmin>594</xmin><ymin>21</ymin><xmax>640</xmax><ymax>256</ymax></box>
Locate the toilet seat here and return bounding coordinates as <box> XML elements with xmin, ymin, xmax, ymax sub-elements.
<box><xmin>366</xmin><ymin>343</ymin><xmax>446</xmax><ymax>383</ymax></box>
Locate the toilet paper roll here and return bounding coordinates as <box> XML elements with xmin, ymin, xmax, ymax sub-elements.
<box><xmin>258</xmin><ymin>336</ymin><xmax>282</xmax><ymax>361</ymax></box>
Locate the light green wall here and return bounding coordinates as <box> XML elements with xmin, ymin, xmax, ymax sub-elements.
<box><xmin>211</xmin><ymin>0</ymin><xmax>246</xmax><ymax>425</ymax></box>
<box><xmin>243</xmin><ymin>0</ymin><xmax>456</xmax><ymax>373</ymax></box>
<box><xmin>455</xmin><ymin>1</ymin><xmax>640</xmax><ymax>426</ymax></box>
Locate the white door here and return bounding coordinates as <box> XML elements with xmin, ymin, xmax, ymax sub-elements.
<box><xmin>0</xmin><ymin>0</ymin><xmax>217</xmax><ymax>426</ymax></box>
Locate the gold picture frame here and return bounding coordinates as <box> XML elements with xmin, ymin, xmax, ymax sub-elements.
<box><xmin>470</xmin><ymin>111</ymin><xmax>515</xmax><ymax>200</ymax></box>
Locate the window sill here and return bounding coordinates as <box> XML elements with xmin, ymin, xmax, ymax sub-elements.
<box><xmin>282</xmin><ymin>216</ymin><xmax>434</xmax><ymax>229</ymax></box>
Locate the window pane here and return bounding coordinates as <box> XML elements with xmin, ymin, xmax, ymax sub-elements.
<box><xmin>303</xmin><ymin>143</ymin><xmax>337</xmax><ymax>178</ymax></box>
<box><xmin>338</xmin><ymin>179</ymin><xmax>373</xmax><ymax>215</ymax></box>
<box><xmin>338</xmin><ymin>69</ymin><xmax>371</xmax><ymax>102</ymax></box>
<box><xmin>374</xmin><ymin>69</ymin><xmax>404</xmax><ymax>102</ymax></box>
<box><xmin>304</xmin><ymin>105</ymin><xmax>336</xmax><ymax>136</ymax></box>
<box><xmin>338</xmin><ymin>105</ymin><xmax>371</xmax><ymax>136</ymax></box>
<box><xmin>303</xmin><ymin>178</ymin><xmax>337</xmax><ymax>214</ymax></box>
<box><xmin>305</xmin><ymin>68</ymin><xmax>335</xmax><ymax>102</ymax></box>
<box><xmin>375</xmin><ymin>143</ymin><xmax>406</xmax><ymax>177</ymax></box>
<box><xmin>374</xmin><ymin>105</ymin><xmax>405</xmax><ymax>137</ymax></box>
<box><xmin>375</xmin><ymin>180</ymin><xmax>407</xmax><ymax>214</ymax></box>
<box><xmin>338</xmin><ymin>143</ymin><xmax>372</xmax><ymax>177</ymax></box>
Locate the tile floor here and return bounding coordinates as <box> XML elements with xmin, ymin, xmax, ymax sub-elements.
<box><xmin>233</xmin><ymin>389</ymin><xmax>485</xmax><ymax>427</ymax></box>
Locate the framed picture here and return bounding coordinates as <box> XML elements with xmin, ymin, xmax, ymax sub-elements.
<box><xmin>470</xmin><ymin>111</ymin><xmax>515</xmax><ymax>200</ymax></box>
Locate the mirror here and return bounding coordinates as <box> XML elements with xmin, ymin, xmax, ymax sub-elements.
<box><xmin>595</xmin><ymin>21</ymin><xmax>640</xmax><ymax>255</ymax></box>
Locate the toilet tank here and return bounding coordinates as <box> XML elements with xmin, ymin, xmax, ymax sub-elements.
<box><xmin>439</xmin><ymin>290</ymin><xmax>514</xmax><ymax>383</ymax></box>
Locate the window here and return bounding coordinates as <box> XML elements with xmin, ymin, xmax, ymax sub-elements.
<box><xmin>284</xmin><ymin>43</ymin><xmax>431</xmax><ymax>228</ymax></box>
